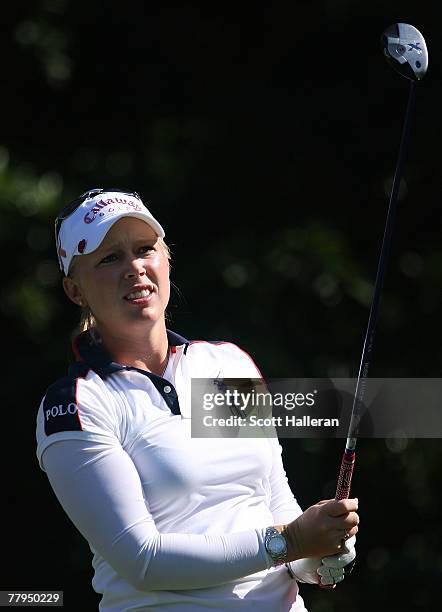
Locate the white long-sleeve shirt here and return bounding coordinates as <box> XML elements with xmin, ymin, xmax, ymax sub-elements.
<box><xmin>36</xmin><ymin>330</ymin><xmax>307</xmax><ymax>611</ymax></box>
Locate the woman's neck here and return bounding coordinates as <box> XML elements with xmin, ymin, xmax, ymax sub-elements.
<box><xmin>96</xmin><ymin>320</ymin><xmax>169</xmax><ymax>375</ymax></box>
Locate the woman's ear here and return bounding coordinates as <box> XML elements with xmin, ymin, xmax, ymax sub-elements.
<box><xmin>62</xmin><ymin>275</ymin><xmax>85</xmax><ymax>307</ymax></box>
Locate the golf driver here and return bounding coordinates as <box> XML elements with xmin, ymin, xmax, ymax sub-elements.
<box><xmin>322</xmin><ymin>22</ymin><xmax>428</xmax><ymax>588</ymax></box>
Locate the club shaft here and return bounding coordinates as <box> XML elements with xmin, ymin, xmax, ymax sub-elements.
<box><xmin>335</xmin><ymin>80</ymin><xmax>417</xmax><ymax>500</ymax></box>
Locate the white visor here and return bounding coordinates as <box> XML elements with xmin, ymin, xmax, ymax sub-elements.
<box><xmin>56</xmin><ymin>191</ymin><xmax>165</xmax><ymax>275</ymax></box>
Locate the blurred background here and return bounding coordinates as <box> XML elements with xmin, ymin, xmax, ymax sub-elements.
<box><xmin>2</xmin><ymin>1</ymin><xmax>441</xmax><ymax>610</ymax></box>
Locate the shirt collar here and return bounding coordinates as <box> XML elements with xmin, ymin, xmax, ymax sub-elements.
<box><xmin>69</xmin><ymin>328</ymin><xmax>189</xmax><ymax>379</ymax></box>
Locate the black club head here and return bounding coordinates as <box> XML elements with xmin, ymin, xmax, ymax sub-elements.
<box><xmin>381</xmin><ymin>23</ymin><xmax>428</xmax><ymax>81</ymax></box>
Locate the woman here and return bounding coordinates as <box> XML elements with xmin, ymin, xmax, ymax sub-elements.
<box><xmin>36</xmin><ymin>188</ymin><xmax>358</xmax><ymax>611</ymax></box>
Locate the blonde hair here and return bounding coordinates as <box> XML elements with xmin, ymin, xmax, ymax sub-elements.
<box><xmin>72</xmin><ymin>237</ymin><xmax>172</xmax><ymax>334</ymax></box>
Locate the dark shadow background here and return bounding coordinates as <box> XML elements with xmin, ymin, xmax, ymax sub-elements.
<box><xmin>2</xmin><ymin>1</ymin><xmax>441</xmax><ymax>610</ymax></box>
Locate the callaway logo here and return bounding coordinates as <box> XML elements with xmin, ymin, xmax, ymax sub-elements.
<box><xmin>45</xmin><ymin>403</ymin><xmax>78</xmax><ymax>421</ymax></box>
<box><xmin>408</xmin><ymin>42</ymin><xmax>422</xmax><ymax>54</ymax></box>
<box><xmin>84</xmin><ymin>197</ymin><xmax>143</xmax><ymax>224</ymax></box>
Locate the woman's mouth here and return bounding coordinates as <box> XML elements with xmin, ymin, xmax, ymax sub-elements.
<box><xmin>124</xmin><ymin>288</ymin><xmax>154</xmax><ymax>304</ymax></box>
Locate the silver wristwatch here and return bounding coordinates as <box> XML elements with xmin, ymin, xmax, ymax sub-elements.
<box><xmin>264</xmin><ymin>527</ymin><xmax>288</xmax><ymax>566</ymax></box>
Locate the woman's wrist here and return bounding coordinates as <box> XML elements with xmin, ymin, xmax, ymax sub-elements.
<box><xmin>275</xmin><ymin>522</ymin><xmax>303</xmax><ymax>563</ymax></box>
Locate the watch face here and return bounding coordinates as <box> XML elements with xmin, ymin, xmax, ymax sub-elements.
<box><xmin>268</xmin><ymin>536</ymin><xmax>286</xmax><ymax>555</ymax></box>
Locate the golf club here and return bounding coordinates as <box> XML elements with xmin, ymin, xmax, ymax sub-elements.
<box><xmin>321</xmin><ymin>22</ymin><xmax>428</xmax><ymax>588</ymax></box>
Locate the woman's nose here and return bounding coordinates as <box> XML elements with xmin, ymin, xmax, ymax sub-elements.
<box><xmin>124</xmin><ymin>258</ymin><xmax>146</xmax><ymax>279</ymax></box>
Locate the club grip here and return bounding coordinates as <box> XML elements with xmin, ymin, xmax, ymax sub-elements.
<box><xmin>319</xmin><ymin>450</ymin><xmax>356</xmax><ymax>589</ymax></box>
<box><xmin>335</xmin><ymin>450</ymin><xmax>356</xmax><ymax>501</ymax></box>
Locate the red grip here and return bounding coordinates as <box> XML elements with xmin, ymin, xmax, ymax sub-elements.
<box><xmin>335</xmin><ymin>451</ymin><xmax>356</xmax><ymax>501</ymax></box>
<box><xmin>319</xmin><ymin>450</ymin><xmax>356</xmax><ymax>589</ymax></box>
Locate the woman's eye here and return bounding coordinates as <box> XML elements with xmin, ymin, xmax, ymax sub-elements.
<box><xmin>99</xmin><ymin>253</ymin><xmax>117</xmax><ymax>264</ymax></box>
<box><xmin>139</xmin><ymin>245</ymin><xmax>154</xmax><ymax>255</ymax></box>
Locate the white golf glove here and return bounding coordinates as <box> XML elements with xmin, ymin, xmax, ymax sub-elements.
<box><xmin>288</xmin><ymin>535</ymin><xmax>356</xmax><ymax>586</ymax></box>
<box><xmin>318</xmin><ymin>535</ymin><xmax>356</xmax><ymax>586</ymax></box>
<box><xmin>287</xmin><ymin>557</ymin><xmax>322</xmax><ymax>584</ymax></box>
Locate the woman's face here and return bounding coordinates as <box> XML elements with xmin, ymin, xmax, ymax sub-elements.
<box><xmin>63</xmin><ymin>217</ymin><xmax>170</xmax><ymax>337</ymax></box>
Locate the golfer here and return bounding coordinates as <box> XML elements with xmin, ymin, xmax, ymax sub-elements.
<box><xmin>36</xmin><ymin>189</ymin><xmax>358</xmax><ymax>611</ymax></box>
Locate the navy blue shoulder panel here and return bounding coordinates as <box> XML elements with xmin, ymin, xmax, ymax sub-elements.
<box><xmin>43</xmin><ymin>375</ymin><xmax>85</xmax><ymax>436</ymax></box>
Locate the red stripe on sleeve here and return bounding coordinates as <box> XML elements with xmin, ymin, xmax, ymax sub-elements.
<box><xmin>75</xmin><ymin>378</ymin><xmax>84</xmax><ymax>431</ymax></box>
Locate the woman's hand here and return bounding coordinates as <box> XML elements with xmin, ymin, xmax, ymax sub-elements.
<box><xmin>275</xmin><ymin>498</ymin><xmax>359</xmax><ymax>561</ymax></box>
